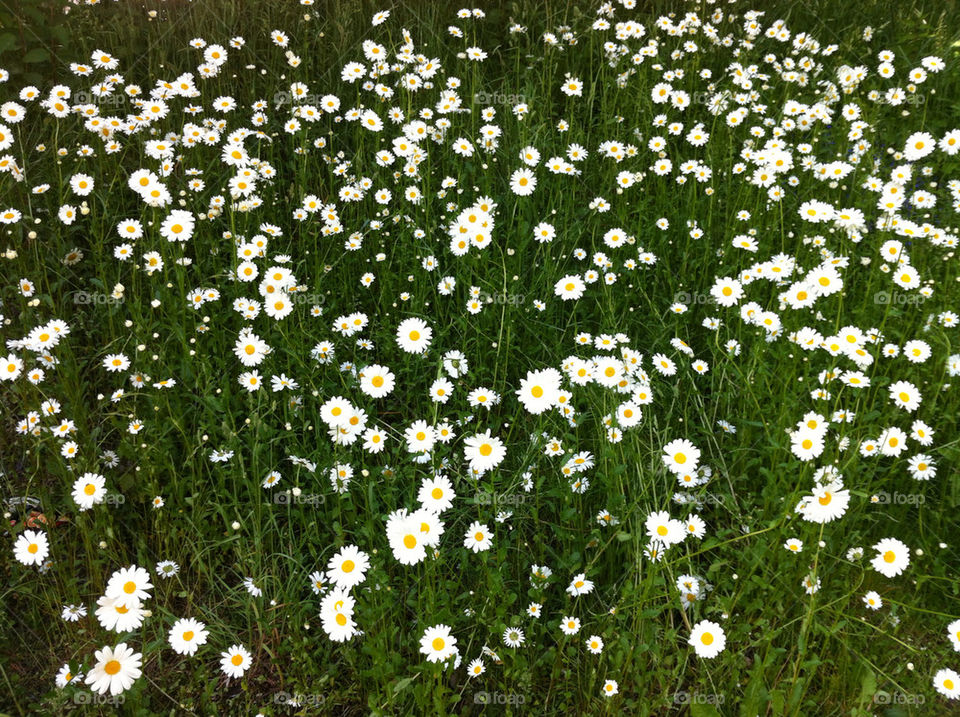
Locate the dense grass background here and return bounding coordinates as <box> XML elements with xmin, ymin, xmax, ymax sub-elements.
<box><xmin>2</xmin><ymin>0</ymin><xmax>960</xmax><ymax>714</ymax></box>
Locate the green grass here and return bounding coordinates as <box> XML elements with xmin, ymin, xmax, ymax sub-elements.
<box><xmin>1</xmin><ymin>0</ymin><xmax>960</xmax><ymax>714</ymax></box>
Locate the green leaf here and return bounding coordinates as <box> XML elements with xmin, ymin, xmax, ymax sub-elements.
<box><xmin>23</xmin><ymin>47</ymin><xmax>49</xmax><ymax>64</ymax></box>
<box><xmin>0</xmin><ymin>33</ymin><xmax>16</xmax><ymax>55</ymax></box>
<box><xmin>858</xmin><ymin>667</ymin><xmax>877</xmax><ymax>708</ymax></box>
<box><xmin>392</xmin><ymin>675</ymin><xmax>417</xmax><ymax>694</ymax></box>
<box><xmin>690</xmin><ymin>703</ymin><xmax>722</xmax><ymax>717</ymax></box>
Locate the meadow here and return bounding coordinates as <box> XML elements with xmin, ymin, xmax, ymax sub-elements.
<box><xmin>1</xmin><ymin>0</ymin><xmax>959</xmax><ymax>714</ymax></box>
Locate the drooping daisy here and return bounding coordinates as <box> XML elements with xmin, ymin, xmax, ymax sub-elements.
<box><xmin>566</xmin><ymin>573</ymin><xmax>595</xmax><ymax>597</ymax></box>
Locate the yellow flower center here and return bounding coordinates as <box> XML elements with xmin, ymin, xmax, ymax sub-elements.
<box><xmin>104</xmin><ymin>660</ymin><xmax>122</xmax><ymax>675</ymax></box>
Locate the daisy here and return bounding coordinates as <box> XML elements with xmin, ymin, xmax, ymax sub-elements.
<box><xmin>220</xmin><ymin>644</ymin><xmax>252</xmax><ymax>678</ymax></box>
<box><xmin>105</xmin><ymin>565</ymin><xmax>152</xmax><ymax>605</ymax></box>
<box><xmin>602</xmin><ymin>680</ymin><xmax>619</xmax><ymax>697</ymax></box>
<box><xmin>326</xmin><ymin>545</ymin><xmax>369</xmax><ymax>589</ymax></box>
<box><xmin>156</xmin><ymin>560</ymin><xmax>179</xmax><ymax>578</ymax></box>
<box><xmin>799</xmin><ymin>482</ymin><xmax>850</xmax><ymax>524</ymax></box>
<box><xmin>14</xmin><ymin>529</ymin><xmax>49</xmax><ymax>566</ymax></box>
<box><xmin>662</xmin><ymin>438</ymin><xmax>701</xmax><ymax>475</ymax></box>
<box><xmin>358</xmin><ymin>364</ymin><xmax>395</xmax><ymax>398</ymax></box>
<box><xmin>888</xmin><ymin>380</ymin><xmax>921</xmax><ymax>412</ymax></box>
<box><xmin>566</xmin><ymin>573</ymin><xmax>595</xmax><ymax>597</ymax></box>
<box><xmin>85</xmin><ymin>643</ymin><xmax>142</xmax><ymax>696</ymax></box>
<box><xmin>320</xmin><ymin>588</ymin><xmax>357</xmax><ymax>642</ymax></box>
<box><xmin>863</xmin><ymin>591</ymin><xmax>883</xmax><ymax>610</ymax></box>
<box><xmin>555</xmin><ymin>274</ymin><xmax>586</xmax><ymax>300</ymax></box>
<box><xmin>933</xmin><ymin>668</ymin><xmax>960</xmax><ymax>699</ymax></box>
<box><xmin>559</xmin><ymin>616</ymin><xmax>581</xmax><ymax>635</ymax></box>
<box><xmin>871</xmin><ymin>538</ymin><xmax>910</xmax><ymax>577</ymax></box>
<box><xmin>95</xmin><ymin>595</ymin><xmax>146</xmax><ymax>633</ymax></box>
<box><xmin>510</xmin><ymin>168</ymin><xmax>537</xmax><ymax>196</ymax></box>
<box><xmin>396</xmin><ymin>317</ymin><xmax>432</xmax><ymax>354</ymax></box>
<box><xmin>688</xmin><ymin>620</ymin><xmax>726</xmax><ymax>658</ymax></box>
<box><xmin>404</xmin><ymin>420</ymin><xmax>436</xmax><ymax>454</ymax></box>
<box><xmin>503</xmin><ymin>627</ymin><xmax>525</xmax><ymax>648</ymax></box>
<box><xmin>516</xmin><ymin>368</ymin><xmax>562</xmax><ymax>414</ymax></box>
<box><xmin>645</xmin><ymin>510</ymin><xmax>685</xmax><ymax>546</ymax></box>
<box><xmin>586</xmin><ymin>635</ymin><xmax>604</xmax><ymax>654</ymax></box>
<box><xmin>466</xmin><ymin>658</ymin><xmax>485</xmax><ymax>677</ymax></box>
<box><xmin>946</xmin><ymin>619</ymin><xmax>960</xmax><ymax>651</ymax></box>
<box><xmin>463</xmin><ymin>431</ymin><xmax>506</xmax><ymax>474</ymax></box>
<box><xmin>420</xmin><ymin>624</ymin><xmax>457</xmax><ymax>663</ymax></box>
<box><xmin>61</xmin><ymin>604</ymin><xmax>87</xmax><ymax>622</ymax></box>
<box><xmin>463</xmin><ymin>521</ymin><xmax>492</xmax><ymax>552</ymax></box>
<box><xmin>72</xmin><ymin>473</ymin><xmax>106</xmax><ymax>510</ymax></box>
<box><xmin>56</xmin><ymin>663</ymin><xmax>82</xmax><ymax>688</ymax></box>
<box><xmin>169</xmin><ymin>617</ymin><xmax>208</xmax><ymax>656</ymax></box>
<box><xmin>418</xmin><ymin>475</ymin><xmax>456</xmax><ymax>513</ymax></box>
